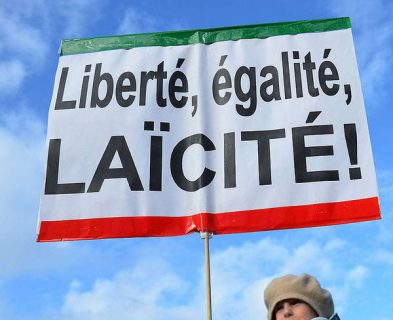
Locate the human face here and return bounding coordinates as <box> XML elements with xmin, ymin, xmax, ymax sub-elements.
<box><xmin>274</xmin><ymin>299</ymin><xmax>318</xmax><ymax>320</ymax></box>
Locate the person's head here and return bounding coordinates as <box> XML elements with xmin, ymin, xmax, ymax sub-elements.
<box><xmin>264</xmin><ymin>273</ymin><xmax>334</xmax><ymax>320</ymax></box>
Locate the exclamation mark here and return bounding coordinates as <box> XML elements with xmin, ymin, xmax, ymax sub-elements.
<box><xmin>344</xmin><ymin>123</ymin><xmax>362</xmax><ymax>180</ymax></box>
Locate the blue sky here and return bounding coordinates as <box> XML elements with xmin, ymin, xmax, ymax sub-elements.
<box><xmin>0</xmin><ymin>0</ymin><xmax>392</xmax><ymax>319</ymax></box>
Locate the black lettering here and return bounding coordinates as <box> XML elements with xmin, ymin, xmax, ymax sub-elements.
<box><xmin>156</xmin><ymin>61</ymin><xmax>167</xmax><ymax>107</ymax></box>
<box><xmin>169</xmin><ymin>71</ymin><xmax>188</xmax><ymax>108</ymax></box>
<box><xmin>224</xmin><ymin>132</ymin><xmax>236</xmax><ymax>188</ymax></box>
<box><xmin>91</xmin><ymin>63</ymin><xmax>114</xmax><ymax>108</ymax></box>
<box><xmin>292</xmin><ymin>125</ymin><xmax>339</xmax><ymax>183</ymax></box>
<box><xmin>303</xmin><ymin>52</ymin><xmax>319</xmax><ymax>97</ymax></box>
<box><xmin>212</xmin><ymin>67</ymin><xmax>232</xmax><ymax>105</ymax></box>
<box><xmin>260</xmin><ymin>66</ymin><xmax>281</xmax><ymax>102</ymax></box>
<box><xmin>87</xmin><ymin>136</ymin><xmax>143</xmax><ymax>192</ymax></box>
<box><xmin>293</xmin><ymin>52</ymin><xmax>303</xmax><ymax>98</ymax></box>
<box><xmin>234</xmin><ymin>66</ymin><xmax>256</xmax><ymax>116</ymax></box>
<box><xmin>149</xmin><ymin>136</ymin><xmax>163</xmax><ymax>191</ymax></box>
<box><xmin>170</xmin><ymin>134</ymin><xmax>216</xmax><ymax>192</ymax></box>
<box><xmin>55</xmin><ymin>67</ymin><xmax>77</xmax><ymax>110</ymax></box>
<box><xmin>241</xmin><ymin>129</ymin><xmax>286</xmax><ymax>185</ymax></box>
<box><xmin>44</xmin><ymin>139</ymin><xmax>85</xmax><ymax>194</ymax></box>
<box><xmin>139</xmin><ymin>70</ymin><xmax>156</xmax><ymax>106</ymax></box>
<box><xmin>318</xmin><ymin>60</ymin><xmax>339</xmax><ymax>96</ymax></box>
<box><xmin>281</xmin><ymin>52</ymin><xmax>292</xmax><ymax>99</ymax></box>
<box><xmin>79</xmin><ymin>65</ymin><xmax>91</xmax><ymax>108</ymax></box>
<box><xmin>116</xmin><ymin>72</ymin><xmax>136</xmax><ymax>107</ymax></box>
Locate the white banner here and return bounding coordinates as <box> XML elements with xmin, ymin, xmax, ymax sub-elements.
<box><xmin>38</xmin><ymin>20</ymin><xmax>380</xmax><ymax>241</ymax></box>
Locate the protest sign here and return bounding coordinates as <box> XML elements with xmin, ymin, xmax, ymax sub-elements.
<box><xmin>37</xmin><ymin>17</ymin><xmax>380</xmax><ymax>241</ymax></box>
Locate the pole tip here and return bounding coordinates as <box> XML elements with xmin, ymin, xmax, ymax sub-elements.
<box><xmin>200</xmin><ymin>232</ymin><xmax>213</xmax><ymax>239</ymax></box>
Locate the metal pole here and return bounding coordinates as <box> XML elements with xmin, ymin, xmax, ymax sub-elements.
<box><xmin>200</xmin><ymin>232</ymin><xmax>213</xmax><ymax>320</ymax></box>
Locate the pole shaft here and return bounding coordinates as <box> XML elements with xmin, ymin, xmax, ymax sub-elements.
<box><xmin>204</xmin><ymin>234</ymin><xmax>213</xmax><ymax>320</ymax></box>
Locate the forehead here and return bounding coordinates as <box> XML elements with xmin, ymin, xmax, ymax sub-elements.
<box><xmin>275</xmin><ymin>298</ymin><xmax>305</xmax><ymax>308</ymax></box>
<box><xmin>274</xmin><ymin>298</ymin><xmax>318</xmax><ymax>315</ymax></box>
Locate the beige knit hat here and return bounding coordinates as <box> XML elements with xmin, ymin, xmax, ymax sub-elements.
<box><xmin>264</xmin><ymin>273</ymin><xmax>334</xmax><ymax>320</ymax></box>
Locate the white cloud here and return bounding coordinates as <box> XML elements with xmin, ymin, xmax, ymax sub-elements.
<box><xmin>347</xmin><ymin>265</ymin><xmax>368</xmax><ymax>287</ymax></box>
<box><xmin>117</xmin><ymin>7</ymin><xmax>186</xmax><ymax>35</ymax></box>
<box><xmin>278</xmin><ymin>241</ymin><xmax>334</xmax><ymax>277</ymax></box>
<box><xmin>0</xmin><ymin>8</ymin><xmax>48</xmax><ymax>64</ymax></box>
<box><xmin>0</xmin><ymin>60</ymin><xmax>26</xmax><ymax>93</ymax></box>
<box><xmin>209</xmin><ymin>238</ymin><xmax>287</xmax><ymax>319</ymax></box>
<box><xmin>378</xmin><ymin>169</ymin><xmax>393</xmax><ymax>203</ymax></box>
<box><xmin>327</xmin><ymin>0</ymin><xmax>393</xmax><ymax>106</ymax></box>
<box><xmin>0</xmin><ymin>5</ymin><xmax>48</xmax><ymax>94</ymax></box>
<box><xmin>372</xmin><ymin>169</ymin><xmax>393</xmax><ymax>243</ymax></box>
<box><xmin>372</xmin><ymin>249</ymin><xmax>393</xmax><ymax>266</ymax></box>
<box><xmin>0</xmin><ymin>0</ymin><xmax>107</xmax><ymax>95</ymax></box>
<box><xmin>51</xmin><ymin>236</ymin><xmax>372</xmax><ymax>319</ymax></box>
<box><xmin>324</xmin><ymin>238</ymin><xmax>346</xmax><ymax>251</ymax></box>
<box><xmin>0</xmin><ymin>109</ymin><xmax>44</xmax><ymax>275</ymax></box>
<box><xmin>117</xmin><ymin>8</ymin><xmax>159</xmax><ymax>35</ymax></box>
<box><xmin>55</xmin><ymin>0</ymin><xmax>106</xmax><ymax>38</ymax></box>
<box><xmin>59</xmin><ymin>259</ymin><xmax>200</xmax><ymax>320</ymax></box>
<box><xmin>328</xmin><ymin>265</ymin><xmax>368</xmax><ymax>315</ymax></box>
<box><xmin>0</xmin><ymin>109</ymin><xmax>105</xmax><ymax>278</ymax></box>
<box><xmin>0</xmin><ymin>109</ymin><xmax>45</xmax><ymax>206</ymax></box>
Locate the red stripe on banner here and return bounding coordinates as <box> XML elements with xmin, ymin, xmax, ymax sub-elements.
<box><xmin>37</xmin><ymin>197</ymin><xmax>380</xmax><ymax>242</ymax></box>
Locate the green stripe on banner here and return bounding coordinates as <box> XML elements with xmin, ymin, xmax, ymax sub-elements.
<box><xmin>60</xmin><ymin>17</ymin><xmax>351</xmax><ymax>55</ymax></box>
